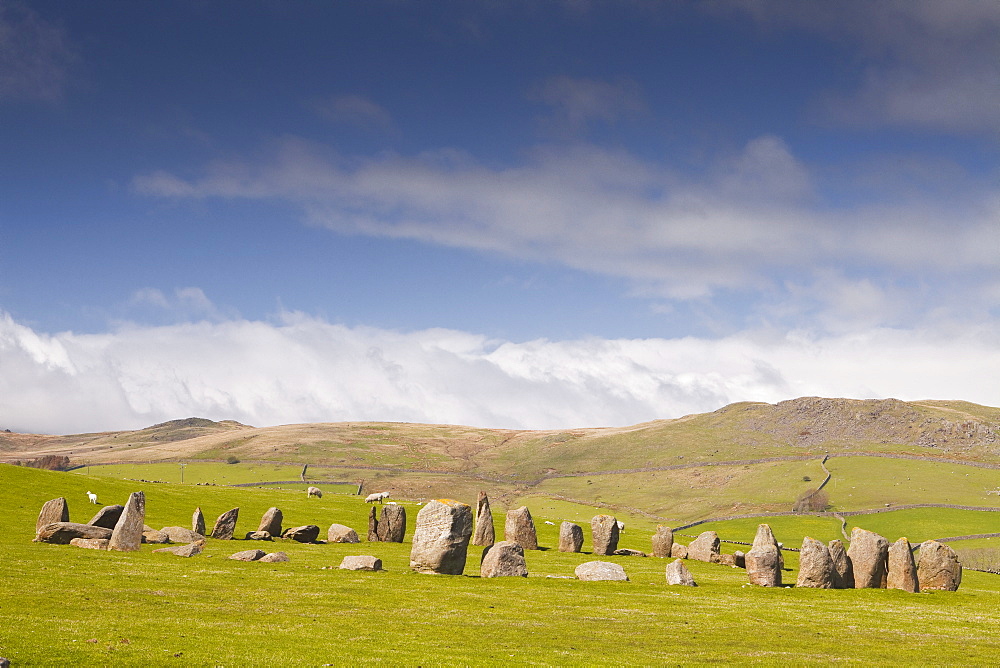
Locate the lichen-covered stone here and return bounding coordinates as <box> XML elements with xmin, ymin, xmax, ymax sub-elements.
<box><xmin>87</xmin><ymin>505</ymin><xmax>124</xmax><ymax>529</ymax></box>
<box><xmin>917</xmin><ymin>540</ymin><xmax>962</xmax><ymax>592</ymax></box>
<box><xmin>687</xmin><ymin>531</ymin><xmax>721</xmax><ymax>563</ymax></box>
<box><xmin>652</xmin><ymin>525</ymin><xmax>674</xmax><ymax>558</ymax></box>
<box><xmin>340</xmin><ymin>555</ymin><xmax>383</xmax><ymax>571</ymax></box>
<box><xmin>796</xmin><ymin>537</ymin><xmax>833</xmax><ymax>588</ymax></box>
<box><xmin>108</xmin><ymin>491</ymin><xmax>145</xmax><ymax>552</ymax></box>
<box><xmin>472</xmin><ymin>491</ymin><xmax>495</xmax><ymax>547</ymax></box>
<box><xmin>888</xmin><ymin>537</ymin><xmax>919</xmax><ymax>593</ymax></box>
<box><xmin>665</xmin><ymin>559</ymin><xmax>696</xmax><ymax>586</ymax></box>
<box><xmin>590</xmin><ymin>515</ymin><xmax>620</xmax><ymax>556</ymax></box>
<box><xmin>505</xmin><ymin>506</ymin><xmax>538</xmax><ymax>550</ymax></box>
<box><xmin>210</xmin><ymin>508</ymin><xmax>239</xmax><ymax>540</ymax></box>
<box><xmin>327</xmin><ymin>524</ymin><xmax>360</xmax><ymax>543</ymax></box>
<box><xmin>257</xmin><ymin>507</ymin><xmax>283</xmax><ymax>536</ymax></box>
<box><xmin>481</xmin><ymin>541</ymin><xmax>528</xmax><ymax>578</ymax></box>
<box><xmin>558</xmin><ymin>521</ymin><xmax>583</xmax><ymax>553</ymax></box>
<box><xmin>377</xmin><ymin>504</ymin><xmax>406</xmax><ymax>543</ymax></box>
<box><xmin>36</xmin><ymin>498</ymin><xmax>69</xmax><ymax>533</ymax></box>
<box><xmin>828</xmin><ymin>539</ymin><xmax>852</xmax><ymax>589</ymax></box>
<box><xmin>847</xmin><ymin>527</ymin><xmax>889</xmax><ymax>588</ymax></box>
<box><xmin>409</xmin><ymin>499</ymin><xmax>473</xmax><ymax>575</ymax></box>
<box><xmin>575</xmin><ymin>561</ymin><xmax>628</xmax><ymax>581</ymax></box>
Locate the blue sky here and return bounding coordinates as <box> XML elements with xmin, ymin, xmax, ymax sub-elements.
<box><xmin>2</xmin><ymin>1</ymin><xmax>999</xmax><ymax>434</ymax></box>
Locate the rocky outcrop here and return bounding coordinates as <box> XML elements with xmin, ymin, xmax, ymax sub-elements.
<box><xmin>282</xmin><ymin>525</ymin><xmax>320</xmax><ymax>543</ymax></box>
<box><xmin>652</xmin><ymin>526</ymin><xmax>674</xmax><ymax>558</ymax></box>
<box><xmin>917</xmin><ymin>540</ymin><xmax>962</xmax><ymax>591</ymax></box>
<box><xmin>665</xmin><ymin>559</ymin><xmax>696</xmax><ymax>586</ymax></box>
<box><xmin>887</xmin><ymin>537</ymin><xmax>919</xmax><ymax>593</ymax></box>
<box><xmin>746</xmin><ymin>524</ymin><xmax>781</xmax><ymax>587</ymax></box>
<box><xmin>590</xmin><ymin>515</ymin><xmax>620</xmax><ymax>556</ymax></box>
<box><xmin>472</xmin><ymin>491</ymin><xmax>495</xmax><ymax>547</ymax></box>
<box><xmin>828</xmin><ymin>539</ymin><xmax>852</xmax><ymax>589</ymax></box>
<box><xmin>847</xmin><ymin>527</ymin><xmax>889</xmax><ymax>588</ymax></box>
<box><xmin>796</xmin><ymin>537</ymin><xmax>833</xmax><ymax>588</ymax></box>
<box><xmin>575</xmin><ymin>561</ymin><xmax>628</xmax><ymax>581</ymax></box>
<box><xmin>229</xmin><ymin>549</ymin><xmax>266</xmax><ymax>561</ymax></box>
<box><xmin>108</xmin><ymin>491</ymin><xmax>145</xmax><ymax>552</ymax></box>
<box><xmin>377</xmin><ymin>504</ymin><xmax>406</xmax><ymax>543</ymax></box>
<box><xmin>87</xmin><ymin>505</ymin><xmax>124</xmax><ymax>529</ymax></box>
<box><xmin>409</xmin><ymin>499</ymin><xmax>473</xmax><ymax>575</ymax></box>
<box><xmin>559</xmin><ymin>522</ymin><xmax>584</xmax><ymax>553</ymax></box>
<box><xmin>193</xmin><ymin>507</ymin><xmax>206</xmax><ymax>536</ymax></box>
<box><xmin>480</xmin><ymin>541</ymin><xmax>528</xmax><ymax>578</ymax></box>
<box><xmin>687</xmin><ymin>531</ymin><xmax>721</xmax><ymax>563</ymax></box>
<box><xmin>327</xmin><ymin>524</ymin><xmax>360</xmax><ymax>543</ymax></box>
<box><xmin>505</xmin><ymin>507</ymin><xmax>538</xmax><ymax>550</ymax></box>
<box><xmin>35</xmin><ymin>522</ymin><xmax>112</xmax><ymax>544</ymax></box>
<box><xmin>257</xmin><ymin>507</ymin><xmax>283</xmax><ymax>536</ymax></box>
<box><xmin>211</xmin><ymin>508</ymin><xmax>240</xmax><ymax>540</ymax></box>
<box><xmin>340</xmin><ymin>555</ymin><xmax>382</xmax><ymax>571</ymax></box>
<box><xmin>36</xmin><ymin>497</ymin><xmax>69</xmax><ymax>533</ymax></box>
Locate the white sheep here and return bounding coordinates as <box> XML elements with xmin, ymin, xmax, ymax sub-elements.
<box><xmin>544</xmin><ymin>520</ymin><xmax>555</xmax><ymax>525</ymax></box>
<box><xmin>365</xmin><ymin>491</ymin><xmax>390</xmax><ymax>504</ymax></box>
<box><xmin>307</xmin><ymin>486</ymin><xmax>323</xmax><ymax>498</ymax></box>
<box><xmin>616</xmin><ymin>520</ymin><xmax>625</xmax><ymax>532</ymax></box>
<box><xmin>86</xmin><ymin>491</ymin><xmax>98</xmax><ymax>504</ymax></box>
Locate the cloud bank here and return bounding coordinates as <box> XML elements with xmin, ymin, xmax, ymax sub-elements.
<box><xmin>3</xmin><ymin>310</ymin><xmax>998</xmax><ymax>435</ymax></box>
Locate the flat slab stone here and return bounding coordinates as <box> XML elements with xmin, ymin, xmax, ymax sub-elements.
<box><xmin>613</xmin><ymin>548</ymin><xmax>647</xmax><ymax>557</ymax></box>
<box><xmin>70</xmin><ymin>538</ymin><xmax>110</xmax><ymax>550</ymax></box>
<box><xmin>340</xmin><ymin>555</ymin><xmax>383</xmax><ymax>571</ymax></box>
<box><xmin>575</xmin><ymin>561</ymin><xmax>628</xmax><ymax>582</ymax></box>
<box><xmin>35</xmin><ymin>522</ymin><xmax>112</xmax><ymax>544</ymax></box>
<box><xmin>153</xmin><ymin>543</ymin><xmax>203</xmax><ymax>557</ymax></box>
<box><xmin>229</xmin><ymin>549</ymin><xmax>266</xmax><ymax>561</ymax></box>
<box><xmin>161</xmin><ymin>526</ymin><xmax>205</xmax><ymax>543</ymax></box>
<box><xmin>259</xmin><ymin>551</ymin><xmax>289</xmax><ymax>563</ymax></box>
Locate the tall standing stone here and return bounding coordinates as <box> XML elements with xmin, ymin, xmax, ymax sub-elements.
<box><xmin>847</xmin><ymin>527</ymin><xmax>889</xmax><ymax>588</ymax></box>
<box><xmin>505</xmin><ymin>506</ymin><xmax>538</xmax><ymax>550</ymax></box>
<box><xmin>887</xmin><ymin>537</ymin><xmax>919</xmax><ymax>593</ymax></box>
<box><xmin>108</xmin><ymin>491</ymin><xmax>145</xmax><ymax>552</ymax></box>
<box><xmin>828</xmin><ymin>539</ymin><xmax>852</xmax><ymax>589</ymax></box>
<box><xmin>917</xmin><ymin>540</ymin><xmax>962</xmax><ymax>591</ymax></box>
<box><xmin>559</xmin><ymin>522</ymin><xmax>584</xmax><ymax>553</ymax></box>
<box><xmin>590</xmin><ymin>515</ymin><xmax>620</xmax><ymax>556</ymax></box>
<box><xmin>367</xmin><ymin>506</ymin><xmax>379</xmax><ymax>542</ymax></box>
<box><xmin>796</xmin><ymin>537</ymin><xmax>834</xmax><ymax>588</ymax></box>
<box><xmin>652</xmin><ymin>525</ymin><xmax>674</xmax><ymax>558</ymax></box>
<box><xmin>258</xmin><ymin>507</ymin><xmax>283</xmax><ymax>536</ymax></box>
<box><xmin>687</xmin><ymin>531</ymin><xmax>721</xmax><ymax>563</ymax></box>
<box><xmin>409</xmin><ymin>499</ymin><xmax>473</xmax><ymax>575</ymax></box>
<box><xmin>193</xmin><ymin>507</ymin><xmax>206</xmax><ymax>536</ymax></box>
<box><xmin>480</xmin><ymin>541</ymin><xmax>528</xmax><ymax>578</ymax></box>
<box><xmin>665</xmin><ymin>559</ymin><xmax>697</xmax><ymax>586</ymax></box>
<box><xmin>211</xmin><ymin>508</ymin><xmax>240</xmax><ymax>540</ymax></box>
<box><xmin>746</xmin><ymin>524</ymin><xmax>782</xmax><ymax>587</ymax></box>
<box><xmin>36</xmin><ymin>498</ymin><xmax>69</xmax><ymax>533</ymax></box>
<box><xmin>377</xmin><ymin>504</ymin><xmax>406</xmax><ymax>542</ymax></box>
<box><xmin>472</xmin><ymin>491</ymin><xmax>495</xmax><ymax>547</ymax></box>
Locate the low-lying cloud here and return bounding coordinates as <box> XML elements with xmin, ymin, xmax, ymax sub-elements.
<box><xmin>3</xmin><ymin>310</ymin><xmax>998</xmax><ymax>435</ymax></box>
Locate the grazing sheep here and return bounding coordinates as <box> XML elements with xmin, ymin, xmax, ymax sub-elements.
<box><xmin>544</xmin><ymin>520</ymin><xmax>555</xmax><ymax>525</ymax></box>
<box><xmin>86</xmin><ymin>491</ymin><xmax>98</xmax><ymax>504</ymax></box>
<box><xmin>365</xmin><ymin>491</ymin><xmax>390</xmax><ymax>504</ymax></box>
<box><xmin>616</xmin><ymin>520</ymin><xmax>625</xmax><ymax>532</ymax></box>
<box><xmin>307</xmin><ymin>486</ymin><xmax>323</xmax><ymax>498</ymax></box>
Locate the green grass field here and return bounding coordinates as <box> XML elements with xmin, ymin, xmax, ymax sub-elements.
<box><xmin>5</xmin><ymin>463</ymin><xmax>1000</xmax><ymax>665</ymax></box>
<box><xmin>73</xmin><ymin>461</ymin><xmax>358</xmax><ymax>492</ymax></box>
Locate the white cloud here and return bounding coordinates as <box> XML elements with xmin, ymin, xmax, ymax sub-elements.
<box><xmin>0</xmin><ymin>1</ymin><xmax>75</xmax><ymax>102</ymax></box>
<box><xmin>2</xmin><ymin>310</ymin><xmax>999</xmax><ymax>436</ymax></box>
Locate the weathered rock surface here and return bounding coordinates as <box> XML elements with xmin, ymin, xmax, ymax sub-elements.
<box><xmin>367</xmin><ymin>506</ymin><xmax>379</xmax><ymax>542</ymax></box>
<box><xmin>257</xmin><ymin>507</ymin><xmax>283</xmax><ymax>536</ymax></box>
<box><xmin>671</xmin><ymin>543</ymin><xmax>688</xmax><ymax>559</ymax></box>
<box><xmin>108</xmin><ymin>491</ymin><xmax>145</xmax><ymax>552</ymax></box>
<box><xmin>481</xmin><ymin>541</ymin><xmax>528</xmax><ymax>578</ymax></box>
<box><xmin>665</xmin><ymin>559</ymin><xmax>697</xmax><ymax>586</ymax></box>
<box><xmin>161</xmin><ymin>526</ymin><xmax>205</xmax><ymax>544</ymax></box>
<box><xmin>153</xmin><ymin>543</ymin><xmax>203</xmax><ymax>557</ymax></box>
<box><xmin>590</xmin><ymin>515</ymin><xmax>620</xmax><ymax>556</ymax></box>
<box><xmin>245</xmin><ymin>530</ymin><xmax>272</xmax><ymax>541</ymax></box>
<box><xmin>87</xmin><ymin>505</ymin><xmax>124</xmax><ymax>529</ymax></box>
<box><xmin>888</xmin><ymin>537</ymin><xmax>919</xmax><ymax>593</ymax></box>
<box><xmin>575</xmin><ymin>561</ymin><xmax>628</xmax><ymax>582</ymax></box>
<box><xmin>796</xmin><ymin>537</ymin><xmax>834</xmax><ymax>588</ymax></box>
<box><xmin>377</xmin><ymin>504</ymin><xmax>406</xmax><ymax>542</ymax></box>
<box><xmin>327</xmin><ymin>524</ymin><xmax>360</xmax><ymax>543</ymax></box>
<box><xmin>35</xmin><ymin>522</ymin><xmax>112</xmax><ymax>544</ymax></box>
<box><xmin>259</xmin><ymin>551</ymin><xmax>289</xmax><ymax>563</ymax></box>
<box><xmin>211</xmin><ymin>508</ymin><xmax>240</xmax><ymax>540</ymax></box>
<box><xmin>70</xmin><ymin>537</ymin><xmax>110</xmax><ymax>550</ymax></box>
<box><xmin>717</xmin><ymin>553</ymin><xmax>736</xmax><ymax>566</ymax></box>
<box><xmin>828</xmin><ymin>539</ymin><xmax>852</xmax><ymax>589</ymax></box>
<box><xmin>409</xmin><ymin>499</ymin><xmax>473</xmax><ymax>575</ymax></box>
<box><xmin>687</xmin><ymin>531</ymin><xmax>721</xmax><ymax>563</ymax></box>
<box><xmin>193</xmin><ymin>507</ymin><xmax>206</xmax><ymax>536</ymax></box>
<box><xmin>472</xmin><ymin>491</ymin><xmax>495</xmax><ymax>547</ymax></box>
<box><xmin>142</xmin><ymin>528</ymin><xmax>171</xmax><ymax>544</ymax></box>
<box><xmin>652</xmin><ymin>525</ymin><xmax>674</xmax><ymax>558</ymax></box>
<box><xmin>733</xmin><ymin>550</ymin><xmax>746</xmax><ymax>568</ymax></box>
<box><xmin>282</xmin><ymin>525</ymin><xmax>320</xmax><ymax>543</ymax></box>
<box><xmin>230</xmin><ymin>549</ymin><xmax>266</xmax><ymax>561</ymax></box>
<box><xmin>36</xmin><ymin>497</ymin><xmax>70</xmax><ymax>533</ymax></box>
<box><xmin>340</xmin><ymin>555</ymin><xmax>383</xmax><ymax>571</ymax></box>
<box><xmin>917</xmin><ymin>540</ymin><xmax>962</xmax><ymax>591</ymax></box>
<box><xmin>847</xmin><ymin>527</ymin><xmax>889</xmax><ymax>588</ymax></box>
<box><xmin>613</xmin><ymin>548</ymin><xmax>647</xmax><ymax>557</ymax></box>
<box><xmin>559</xmin><ymin>522</ymin><xmax>584</xmax><ymax>553</ymax></box>
<box><xmin>505</xmin><ymin>506</ymin><xmax>538</xmax><ymax>550</ymax></box>
<box><xmin>746</xmin><ymin>524</ymin><xmax>782</xmax><ymax>587</ymax></box>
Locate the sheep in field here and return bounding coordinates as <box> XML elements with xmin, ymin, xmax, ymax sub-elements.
<box><xmin>307</xmin><ymin>486</ymin><xmax>323</xmax><ymax>498</ymax></box>
<box><xmin>86</xmin><ymin>491</ymin><xmax>98</xmax><ymax>504</ymax></box>
<box><xmin>616</xmin><ymin>520</ymin><xmax>625</xmax><ymax>532</ymax></box>
<box><xmin>365</xmin><ymin>491</ymin><xmax>390</xmax><ymax>504</ymax></box>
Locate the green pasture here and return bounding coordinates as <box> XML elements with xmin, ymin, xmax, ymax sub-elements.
<box><xmin>5</xmin><ymin>464</ymin><xmax>1000</xmax><ymax>664</ymax></box>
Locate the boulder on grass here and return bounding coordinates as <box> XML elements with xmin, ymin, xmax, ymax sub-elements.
<box><xmin>340</xmin><ymin>555</ymin><xmax>383</xmax><ymax>571</ymax></box>
<box><xmin>282</xmin><ymin>525</ymin><xmax>320</xmax><ymax>543</ymax></box>
<box><xmin>87</xmin><ymin>505</ymin><xmax>124</xmax><ymax>530</ymax></box>
<box><xmin>327</xmin><ymin>524</ymin><xmax>360</xmax><ymax>543</ymax></box>
<box><xmin>847</xmin><ymin>527</ymin><xmax>889</xmax><ymax>589</ymax></box>
<box><xmin>796</xmin><ymin>537</ymin><xmax>833</xmax><ymax>588</ymax></box>
<box><xmin>36</xmin><ymin>497</ymin><xmax>70</xmax><ymax>533</ymax></box>
<box><xmin>257</xmin><ymin>507</ymin><xmax>283</xmax><ymax>536</ymax></box>
<box><xmin>409</xmin><ymin>499</ymin><xmax>473</xmax><ymax>575</ymax></box>
<box><xmin>229</xmin><ymin>549</ymin><xmax>266</xmax><ymax>561</ymax></box>
<box><xmin>559</xmin><ymin>522</ymin><xmax>584</xmax><ymax>553</ymax></box>
<box><xmin>590</xmin><ymin>515</ymin><xmax>620</xmax><ymax>556</ymax></box>
<box><xmin>161</xmin><ymin>526</ymin><xmax>205</xmax><ymax>544</ymax></box>
<box><xmin>613</xmin><ymin>548</ymin><xmax>647</xmax><ymax>557</ymax></box>
<box><xmin>245</xmin><ymin>531</ymin><xmax>272</xmax><ymax>541</ymax></box>
<box><xmin>733</xmin><ymin>551</ymin><xmax>746</xmax><ymax>568</ymax></box>
<box><xmin>70</xmin><ymin>538</ymin><xmax>110</xmax><ymax>550</ymax></box>
<box><xmin>887</xmin><ymin>537</ymin><xmax>919</xmax><ymax>593</ymax></box>
<box><xmin>505</xmin><ymin>507</ymin><xmax>538</xmax><ymax>550</ymax></box>
<box><xmin>259</xmin><ymin>551</ymin><xmax>289</xmax><ymax>563</ymax></box>
<box><xmin>211</xmin><ymin>508</ymin><xmax>240</xmax><ymax>540</ymax></box>
<box><xmin>651</xmin><ymin>525</ymin><xmax>674</xmax><ymax>558</ymax></box>
<box><xmin>665</xmin><ymin>559</ymin><xmax>696</xmax><ymax>586</ymax></box>
<box><xmin>746</xmin><ymin>524</ymin><xmax>782</xmax><ymax>587</ymax></box>
<box><xmin>377</xmin><ymin>504</ymin><xmax>406</xmax><ymax>543</ymax></box>
<box><xmin>35</xmin><ymin>522</ymin><xmax>112</xmax><ymax>544</ymax></box>
<box><xmin>481</xmin><ymin>541</ymin><xmax>528</xmax><ymax>578</ymax></box>
<box><xmin>917</xmin><ymin>540</ymin><xmax>962</xmax><ymax>592</ymax></box>
<box><xmin>153</xmin><ymin>543</ymin><xmax>203</xmax><ymax>557</ymax></box>
<box><xmin>671</xmin><ymin>543</ymin><xmax>688</xmax><ymax>559</ymax></box>
<box><xmin>575</xmin><ymin>561</ymin><xmax>628</xmax><ymax>582</ymax></box>
<box><xmin>142</xmin><ymin>528</ymin><xmax>171</xmax><ymax>544</ymax></box>
<box><xmin>687</xmin><ymin>531</ymin><xmax>721</xmax><ymax>563</ymax></box>
<box><xmin>472</xmin><ymin>491</ymin><xmax>495</xmax><ymax>547</ymax></box>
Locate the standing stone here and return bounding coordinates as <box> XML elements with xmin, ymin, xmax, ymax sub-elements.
<box><xmin>796</xmin><ymin>537</ymin><xmax>834</xmax><ymax>588</ymax></box>
<box><xmin>409</xmin><ymin>499</ymin><xmax>473</xmax><ymax>575</ymax></box>
<box><xmin>367</xmin><ymin>506</ymin><xmax>379</xmax><ymax>542</ymax></box>
<box><xmin>377</xmin><ymin>504</ymin><xmax>406</xmax><ymax>542</ymax></box>
<box><xmin>340</xmin><ymin>555</ymin><xmax>382</xmax><ymax>571</ymax></box>
<box><xmin>36</xmin><ymin>497</ymin><xmax>69</xmax><ymax>533</ymax></box>
<box><xmin>746</xmin><ymin>524</ymin><xmax>782</xmax><ymax>587</ymax></box>
<box><xmin>575</xmin><ymin>561</ymin><xmax>628</xmax><ymax>581</ymax></box>
<box><xmin>472</xmin><ymin>491</ymin><xmax>495</xmax><ymax>547</ymax></box>
<box><xmin>35</xmin><ymin>523</ymin><xmax>112</xmax><ymax>544</ymax></box>
<box><xmin>211</xmin><ymin>508</ymin><xmax>240</xmax><ymax>540</ymax></box>
<box><xmin>917</xmin><ymin>540</ymin><xmax>962</xmax><ymax>592</ymax></box>
<box><xmin>652</xmin><ymin>525</ymin><xmax>674</xmax><ymax>558</ymax></box>
<box><xmin>559</xmin><ymin>522</ymin><xmax>584</xmax><ymax>553</ymax></box>
<box><xmin>847</xmin><ymin>527</ymin><xmax>889</xmax><ymax>588</ymax></box>
<box><xmin>671</xmin><ymin>543</ymin><xmax>688</xmax><ymax>559</ymax></box>
<box><xmin>687</xmin><ymin>531</ymin><xmax>721</xmax><ymax>563</ymax></box>
<box><xmin>87</xmin><ymin>505</ymin><xmax>124</xmax><ymax>529</ymax></box>
<box><xmin>257</xmin><ymin>507</ymin><xmax>283</xmax><ymax>536</ymax></box>
<box><xmin>282</xmin><ymin>525</ymin><xmax>320</xmax><ymax>543</ymax></box>
<box><xmin>327</xmin><ymin>524</ymin><xmax>360</xmax><ymax>543</ymax></box>
<box><xmin>161</xmin><ymin>526</ymin><xmax>205</xmax><ymax>543</ymax></box>
<box><xmin>828</xmin><ymin>539</ymin><xmax>853</xmax><ymax>589</ymax></box>
<box><xmin>193</xmin><ymin>507</ymin><xmax>206</xmax><ymax>536</ymax></box>
<box><xmin>108</xmin><ymin>491</ymin><xmax>145</xmax><ymax>552</ymax></box>
<box><xmin>590</xmin><ymin>515</ymin><xmax>620</xmax><ymax>556</ymax></box>
<box><xmin>480</xmin><ymin>541</ymin><xmax>528</xmax><ymax>578</ymax></box>
<box><xmin>887</xmin><ymin>537</ymin><xmax>919</xmax><ymax>593</ymax></box>
<box><xmin>505</xmin><ymin>506</ymin><xmax>538</xmax><ymax>550</ymax></box>
<box><xmin>665</xmin><ymin>559</ymin><xmax>697</xmax><ymax>586</ymax></box>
